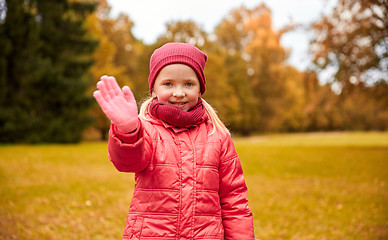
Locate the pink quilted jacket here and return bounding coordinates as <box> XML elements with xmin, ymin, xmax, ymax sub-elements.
<box><xmin>108</xmin><ymin>114</ymin><xmax>254</xmax><ymax>240</ymax></box>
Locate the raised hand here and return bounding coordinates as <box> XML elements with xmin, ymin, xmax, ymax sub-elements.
<box><xmin>93</xmin><ymin>75</ymin><xmax>139</xmax><ymax>133</ymax></box>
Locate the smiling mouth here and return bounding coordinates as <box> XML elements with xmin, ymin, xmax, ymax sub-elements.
<box><xmin>170</xmin><ymin>102</ymin><xmax>187</xmax><ymax>109</ymax></box>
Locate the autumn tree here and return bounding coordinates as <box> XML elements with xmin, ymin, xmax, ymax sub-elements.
<box><xmin>204</xmin><ymin>44</ymin><xmax>243</xmax><ymax>132</ymax></box>
<box><xmin>157</xmin><ymin>20</ymin><xmax>207</xmax><ymax>46</ymax></box>
<box><xmin>222</xmin><ymin>51</ymin><xmax>259</xmax><ymax>134</ymax></box>
<box><xmin>215</xmin><ymin>8</ymin><xmax>260</xmax><ymax>134</ymax></box>
<box><xmin>301</xmin><ymin>71</ymin><xmax>343</xmax><ymax>131</ymax></box>
<box><xmin>216</xmin><ymin>4</ymin><xmax>305</xmax><ymax>132</ymax></box>
<box><xmin>311</xmin><ymin>0</ymin><xmax>387</xmax><ymax>92</ymax></box>
<box><xmin>310</xmin><ymin>0</ymin><xmax>388</xmax><ymax>130</ymax></box>
<box><xmin>86</xmin><ymin>0</ymin><xmax>147</xmax><ymax>140</ymax></box>
<box><xmin>86</xmin><ymin>0</ymin><xmax>122</xmax><ymax>140</ymax></box>
<box><xmin>102</xmin><ymin>13</ymin><xmax>150</xmax><ymax>103</ymax></box>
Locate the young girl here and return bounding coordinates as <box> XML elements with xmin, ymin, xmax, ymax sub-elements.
<box><xmin>93</xmin><ymin>42</ymin><xmax>254</xmax><ymax>240</ymax></box>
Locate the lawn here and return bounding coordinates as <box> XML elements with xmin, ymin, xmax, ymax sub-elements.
<box><xmin>0</xmin><ymin>132</ymin><xmax>387</xmax><ymax>239</ymax></box>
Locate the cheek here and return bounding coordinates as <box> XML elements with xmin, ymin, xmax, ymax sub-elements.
<box><xmin>154</xmin><ymin>91</ymin><xmax>170</xmax><ymax>102</ymax></box>
<box><xmin>187</xmin><ymin>94</ymin><xmax>200</xmax><ymax>107</ymax></box>
<box><xmin>189</xmin><ymin>91</ymin><xmax>201</xmax><ymax>101</ymax></box>
<box><xmin>190</xmin><ymin>95</ymin><xmax>199</xmax><ymax>102</ymax></box>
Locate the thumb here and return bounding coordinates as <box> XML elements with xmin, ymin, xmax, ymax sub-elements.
<box><xmin>122</xmin><ymin>86</ymin><xmax>136</xmax><ymax>103</ymax></box>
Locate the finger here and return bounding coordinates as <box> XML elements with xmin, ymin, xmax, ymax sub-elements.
<box><xmin>96</xmin><ymin>81</ymin><xmax>111</xmax><ymax>101</ymax></box>
<box><xmin>100</xmin><ymin>75</ymin><xmax>116</xmax><ymax>99</ymax></box>
<box><xmin>93</xmin><ymin>90</ymin><xmax>108</xmax><ymax>111</ymax></box>
<box><xmin>104</xmin><ymin>76</ymin><xmax>122</xmax><ymax>98</ymax></box>
<box><xmin>122</xmin><ymin>86</ymin><xmax>136</xmax><ymax>103</ymax></box>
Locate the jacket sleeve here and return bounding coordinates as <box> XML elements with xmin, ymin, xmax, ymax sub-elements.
<box><xmin>219</xmin><ymin>135</ymin><xmax>255</xmax><ymax>240</ymax></box>
<box><xmin>107</xmin><ymin>118</ymin><xmax>151</xmax><ymax>173</ymax></box>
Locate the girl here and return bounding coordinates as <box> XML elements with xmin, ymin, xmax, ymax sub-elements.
<box><xmin>93</xmin><ymin>42</ymin><xmax>254</xmax><ymax>240</ymax></box>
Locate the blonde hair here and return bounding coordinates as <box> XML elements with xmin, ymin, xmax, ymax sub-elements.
<box><xmin>139</xmin><ymin>97</ymin><xmax>230</xmax><ymax>135</ymax></box>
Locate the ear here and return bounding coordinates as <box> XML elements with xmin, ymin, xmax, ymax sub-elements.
<box><xmin>151</xmin><ymin>91</ymin><xmax>157</xmax><ymax>99</ymax></box>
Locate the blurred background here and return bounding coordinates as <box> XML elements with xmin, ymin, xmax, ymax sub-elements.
<box><xmin>0</xmin><ymin>0</ymin><xmax>387</xmax><ymax>142</ymax></box>
<box><xmin>1</xmin><ymin>1</ymin><xmax>387</xmax><ymax>239</ymax></box>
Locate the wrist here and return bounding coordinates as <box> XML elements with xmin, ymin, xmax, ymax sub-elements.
<box><xmin>115</xmin><ymin>118</ymin><xmax>140</xmax><ymax>134</ymax></box>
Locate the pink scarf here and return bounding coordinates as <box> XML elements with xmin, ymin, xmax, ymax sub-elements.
<box><xmin>149</xmin><ymin>98</ymin><xmax>205</xmax><ymax>128</ymax></box>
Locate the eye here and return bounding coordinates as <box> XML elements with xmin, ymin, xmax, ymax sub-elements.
<box><xmin>164</xmin><ymin>82</ymin><xmax>172</xmax><ymax>87</ymax></box>
<box><xmin>185</xmin><ymin>82</ymin><xmax>194</xmax><ymax>87</ymax></box>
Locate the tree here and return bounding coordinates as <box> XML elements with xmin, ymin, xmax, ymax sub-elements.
<box><xmin>216</xmin><ymin>4</ymin><xmax>304</xmax><ymax>132</ymax></box>
<box><xmin>0</xmin><ymin>0</ymin><xmax>97</xmax><ymax>143</ymax></box>
<box><xmin>87</xmin><ymin>0</ymin><xmax>126</xmax><ymax>140</ymax></box>
<box><xmin>157</xmin><ymin>20</ymin><xmax>208</xmax><ymax>46</ymax></box>
<box><xmin>0</xmin><ymin>0</ymin><xmax>43</xmax><ymax>142</ymax></box>
<box><xmin>311</xmin><ymin>0</ymin><xmax>388</xmax><ymax>93</ymax></box>
<box><xmin>310</xmin><ymin>0</ymin><xmax>388</xmax><ymax>131</ymax></box>
<box><xmin>214</xmin><ymin>8</ymin><xmax>261</xmax><ymax>135</ymax></box>
<box><xmin>302</xmin><ymin>71</ymin><xmax>343</xmax><ymax>131</ymax></box>
<box><xmin>223</xmin><ymin>51</ymin><xmax>259</xmax><ymax>134</ymax></box>
<box><xmin>86</xmin><ymin>0</ymin><xmax>149</xmax><ymax>140</ymax></box>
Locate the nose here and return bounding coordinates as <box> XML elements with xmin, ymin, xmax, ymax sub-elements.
<box><xmin>173</xmin><ymin>89</ymin><xmax>185</xmax><ymax>97</ymax></box>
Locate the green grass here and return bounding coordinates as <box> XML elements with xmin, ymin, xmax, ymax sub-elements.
<box><xmin>1</xmin><ymin>132</ymin><xmax>387</xmax><ymax>239</ymax></box>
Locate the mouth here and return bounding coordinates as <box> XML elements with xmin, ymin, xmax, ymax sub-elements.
<box><xmin>170</xmin><ymin>101</ymin><xmax>187</xmax><ymax>110</ymax></box>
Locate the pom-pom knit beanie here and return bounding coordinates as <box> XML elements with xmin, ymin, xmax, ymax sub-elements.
<box><xmin>148</xmin><ymin>42</ymin><xmax>207</xmax><ymax>94</ymax></box>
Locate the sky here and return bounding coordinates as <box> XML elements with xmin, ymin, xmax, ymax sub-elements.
<box><xmin>107</xmin><ymin>0</ymin><xmax>337</xmax><ymax>71</ymax></box>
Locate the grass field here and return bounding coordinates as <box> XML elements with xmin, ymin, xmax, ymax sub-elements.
<box><xmin>0</xmin><ymin>132</ymin><xmax>387</xmax><ymax>239</ymax></box>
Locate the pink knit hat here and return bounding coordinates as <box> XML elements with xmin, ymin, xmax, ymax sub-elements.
<box><xmin>148</xmin><ymin>42</ymin><xmax>207</xmax><ymax>94</ymax></box>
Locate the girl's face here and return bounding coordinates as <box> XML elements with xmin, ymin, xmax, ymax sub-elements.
<box><xmin>152</xmin><ymin>64</ymin><xmax>201</xmax><ymax>112</ymax></box>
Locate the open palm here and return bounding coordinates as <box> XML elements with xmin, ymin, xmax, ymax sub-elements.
<box><xmin>93</xmin><ymin>75</ymin><xmax>138</xmax><ymax>133</ymax></box>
